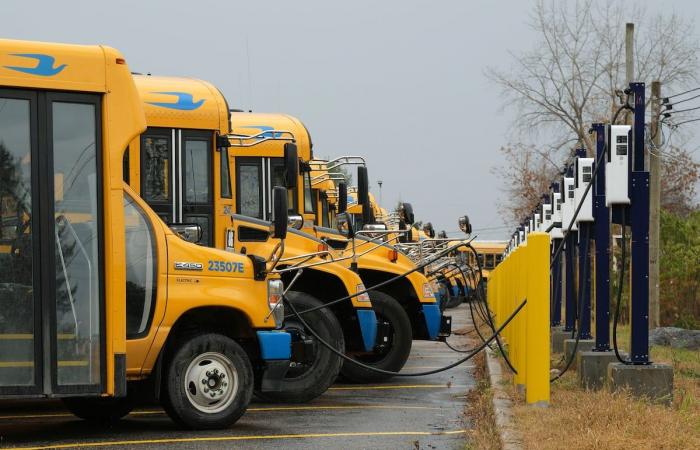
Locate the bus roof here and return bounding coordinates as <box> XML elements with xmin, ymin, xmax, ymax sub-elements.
<box><xmin>470</xmin><ymin>240</ymin><xmax>508</xmax><ymax>252</ymax></box>
<box><xmin>1</xmin><ymin>38</ymin><xmax>124</xmax><ymax>92</ymax></box>
<box><xmin>229</xmin><ymin>111</ymin><xmax>312</xmax><ymax>159</ymax></box>
<box><xmin>133</xmin><ymin>75</ymin><xmax>229</xmax><ymax>133</ymax></box>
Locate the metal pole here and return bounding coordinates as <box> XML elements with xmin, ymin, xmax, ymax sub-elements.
<box><xmin>578</xmin><ymin>222</ymin><xmax>592</xmax><ymax>339</ymax></box>
<box><xmin>551</xmin><ymin>238</ymin><xmax>563</xmax><ymax>327</ymax></box>
<box><xmin>564</xmin><ymin>230</ymin><xmax>577</xmax><ymax>333</ymax></box>
<box><xmin>629</xmin><ymin>81</ymin><xmax>650</xmax><ymax>364</ymax></box>
<box><xmin>592</xmin><ymin>123</ymin><xmax>611</xmax><ymax>351</ymax></box>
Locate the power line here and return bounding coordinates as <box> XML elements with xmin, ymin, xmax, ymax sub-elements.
<box><xmin>671</xmin><ymin>117</ymin><xmax>700</xmax><ymax>128</ymax></box>
<box><xmin>666</xmin><ymin>105</ymin><xmax>700</xmax><ymax>115</ymax></box>
<box><xmin>666</xmin><ymin>93</ymin><xmax>700</xmax><ymax>106</ymax></box>
<box><xmin>664</xmin><ymin>86</ymin><xmax>700</xmax><ymax>99</ymax></box>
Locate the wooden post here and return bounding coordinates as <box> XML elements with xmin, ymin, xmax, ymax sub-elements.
<box><xmin>625</xmin><ymin>23</ymin><xmax>634</xmax><ymax>125</ymax></box>
<box><xmin>649</xmin><ymin>81</ymin><xmax>661</xmax><ymax>328</ymax></box>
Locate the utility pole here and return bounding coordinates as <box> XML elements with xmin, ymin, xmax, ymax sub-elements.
<box><xmin>625</xmin><ymin>23</ymin><xmax>634</xmax><ymax>125</ymax></box>
<box><xmin>649</xmin><ymin>81</ymin><xmax>661</xmax><ymax>329</ymax></box>
<box><xmin>377</xmin><ymin>180</ymin><xmax>383</xmax><ymax>206</ymax></box>
<box><xmin>624</xmin><ymin>23</ymin><xmax>634</xmax><ymax>322</ymax></box>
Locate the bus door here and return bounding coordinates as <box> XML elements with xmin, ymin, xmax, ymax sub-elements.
<box><xmin>140</xmin><ymin>128</ymin><xmax>213</xmax><ymax>246</ymax></box>
<box><xmin>234</xmin><ymin>156</ymin><xmax>296</xmax><ymax>220</ymax></box>
<box><xmin>0</xmin><ymin>90</ymin><xmax>105</xmax><ymax>396</ymax></box>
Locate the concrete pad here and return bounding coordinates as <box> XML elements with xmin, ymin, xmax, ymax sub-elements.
<box><xmin>551</xmin><ymin>329</ymin><xmax>570</xmax><ymax>353</ymax></box>
<box><xmin>564</xmin><ymin>338</ymin><xmax>595</xmax><ymax>369</ymax></box>
<box><xmin>608</xmin><ymin>362</ymin><xmax>674</xmax><ymax>405</ymax></box>
<box><xmin>577</xmin><ymin>351</ymin><xmax>621</xmax><ymax>390</ymax></box>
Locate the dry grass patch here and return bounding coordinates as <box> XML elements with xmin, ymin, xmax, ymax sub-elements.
<box><xmin>465</xmin><ymin>351</ymin><xmax>502</xmax><ymax>450</ymax></box>
<box><xmin>505</xmin><ymin>336</ymin><xmax>700</xmax><ymax>450</ymax></box>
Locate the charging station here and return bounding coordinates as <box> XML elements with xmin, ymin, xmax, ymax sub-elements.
<box><xmin>607</xmin><ymin>83</ymin><xmax>673</xmax><ymax>403</ymax></box>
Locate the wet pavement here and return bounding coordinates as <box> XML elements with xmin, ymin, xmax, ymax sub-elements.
<box><xmin>0</xmin><ymin>304</ymin><xmax>476</xmax><ymax>449</ymax></box>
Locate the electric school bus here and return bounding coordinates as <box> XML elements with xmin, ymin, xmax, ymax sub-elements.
<box><xmin>127</xmin><ymin>76</ymin><xmax>378</xmax><ymax>401</ymax></box>
<box><xmin>0</xmin><ymin>39</ymin><xmax>293</xmax><ymax>430</ymax></box>
<box><xmin>234</xmin><ymin>120</ymin><xmax>451</xmax><ymax>382</ymax></box>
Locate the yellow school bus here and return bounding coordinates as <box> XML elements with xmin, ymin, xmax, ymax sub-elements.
<box><xmin>0</xmin><ymin>39</ymin><xmax>293</xmax><ymax>430</ymax></box>
<box><xmin>468</xmin><ymin>240</ymin><xmax>507</xmax><ymax>280</ymax></box>
<box><xmin>230</xmin><ymin>115</ymin><xmax>451</xmax><ymax>382</ymax></box>
<box><xmin>126</xmin><ymin>77</ymin><xmax>379</xmax><ymax>400</ymax></box>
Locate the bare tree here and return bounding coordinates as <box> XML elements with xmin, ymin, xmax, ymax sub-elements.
<box><xmin>491</xmin><ymin>143</ymin><xmax>560</xmax><ymax>225</ymax></box>
<box><xmin>488</xmin><ymin>0</ymin><xmax>700</xmax><ymax>223</ymax></box>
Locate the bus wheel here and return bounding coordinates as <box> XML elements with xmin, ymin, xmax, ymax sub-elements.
<box><xmin>446</xmin><ymin>290</ymin><xmax>462</xmax><ymax>309</ymax></box>
<box><xmin>161</xmin><ymin>333</ymin><xmax>253</xmax><ymax>429</ymax></box>
<box><xmin>62</xmin><ymin>396</ymin><xmax>135</xmax><ymax>423</ymax></box>
<box><xmin>340</xmin><ymin>291</ymin><xmax>412</xmax><ymax>383</ymax></box>
<box><xmin>256</xmin><ymin>291</ymin><xmax>344</xmax><ymax>403</ymax></box>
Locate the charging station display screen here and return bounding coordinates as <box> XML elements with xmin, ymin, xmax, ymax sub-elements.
<box><xmin>616</xmin><ymin>135</ymin><xmax>628</xmax><ymax>155</ymax></box>
<box><xmin>583</xmin><ymin>166</ymin><xmax>592</xmax><ymax>183</ymax></box>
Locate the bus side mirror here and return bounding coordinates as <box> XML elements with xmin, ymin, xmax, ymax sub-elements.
<box><xmin>338</xmin><ymin>182</ymin><xmax>348</xmax><ymax>213</ymax></box>
<box><xmin>357</xmin><ymin>166</ymin><xmax>371</xmax><ymax>224</ymax></box>
<box><xmin>272</xmin><ymin>186</ymin><xmax>288</xmax><ymax>239</ymax></box>
<box><xmin>336</xmin><ymin>212</ymin><xmax>354</xmax><ymax>239</ymax></box>
<box><xmin>399</xmin><ymin>202</ymin><xmax>414</xmax><ymax>225</ymax></box>
<box><xmin>284</xmin><ymin>143</ymin><xmax>298</xmax><ymax>189</ymax></box>
<box><xmin>458</xmin><ymin>215</ymin><xmax>472</xmax><ymax>234</ymax></box>
<box><xmin>170</xmin><ymin>223</ymin><xmax>203</xmax><ymax>244</ymax></box>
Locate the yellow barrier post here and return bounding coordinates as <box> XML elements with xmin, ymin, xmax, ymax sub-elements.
<box><xmin>514</xmin><ymin>245</ymin><xmax>527</xmax><ymax>388</ymax></box>
<box><xmin>525</xmin><ymin>232</ymin><xmax>550</xmax><ymax>405</ymax></box>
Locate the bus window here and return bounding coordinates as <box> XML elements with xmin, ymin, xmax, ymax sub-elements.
<box><xmin>496</xmin><ymin>254</ymin><xmax>503</xmax><ymax>265</ymax></box>
<box><xmin>477</xmin><ymin>253</ymin><xmax>484</xmax><ymax>268</ymax></box>
<box><xmin>52</xmin><ymin>98</ymin><xmax>102</xmax><ymax>387</ymax></box>
<box><xmin>321</xmin><ymin>196</ymin><xmax>329</xmax><ymax>228</ymax></box>
<box><xmin>303</xmin><ymin>171</ymin><xmax>314</xmax><ymax>214</ymax></box>
<box><xmin>270</xmin><ymin>159</ymin><xmax>296</xmax><ymax>213</ymax></box>
<box><xmin>123</xmin><ymin>147</ymin><xmax>130</xmax><ymax>184</ymax></box>
<box><xmin>142</xmin><ymin>136</ymin><xmax>170</xmax><ymax>203</ymax></box>
<box><xmin>485</xmin><ymin>254</ymin><xmax>495</xmax><ymax>269</ymax></box>
<box><xmin>0</xmin><ymin>95</ymin><xmax>34</xmax><ymax>387</ymax></box>
<box><xmin>124</xmin><ymin>193</ymin><xmax>157</xmax><ymax>338</ymax></box>
<box><xmin>237</xmin><ymin>162</ymin><xmax>262</xmax><ymax>219</ymax></box>
<box><xmin>220</xmin><ymin>147</ymin><xmax>231</xmax><ymax>199</ymax></box>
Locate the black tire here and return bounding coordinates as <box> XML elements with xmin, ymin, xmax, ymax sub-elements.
<box><xmin>257</xmin><ymin>291</ymin><xmax>344</xmax><ymax>403</ymax></box>
<box><xmin>340</xmin><ymin>291</ymin><xmax>412</xmax><ymax>383</ymax></box>
<box><xmin>62</xmin><ymin>396</ymin><xmax>135</xmax><ymax>423</ymax></box>
<box><xmin>439</xmin><ymin>282</ymin><xmax>453</xmax><ymax>312</ymax></box>
<box><xmin>161</xmin><ymin>333</ymin><xmax>253</xmax><ymax>430</ymax></box>
<box><xmin>445</xmin><ymin>284</ymin><xmax>462</xmax><ymax>309</ymax></box>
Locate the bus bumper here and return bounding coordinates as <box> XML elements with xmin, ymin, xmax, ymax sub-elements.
<box><xmin>421</xmin><ymin>303</ymin><xmax>451</xmax><ymax>340</ymax></box>
<box><xmin>356</xmin><ymin>308</ymin><xmax>378</xmax><ymax>352</ymax></box>
<box><xmin>257</xmin><ymin>331</ymin><xmax>292</xmax><ymax>392</ymax></box>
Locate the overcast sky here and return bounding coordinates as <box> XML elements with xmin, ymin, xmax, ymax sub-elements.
<box><xmin>5</xmin><ymin>1</ymin><xmax>699</xmax><ymax>238</ymax></box>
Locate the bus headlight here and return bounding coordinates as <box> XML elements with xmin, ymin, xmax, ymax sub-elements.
<box><xmin>267</xmin><ymin>279</ymin><xmax>284</xmax><ymax>327</ymax></box>
<box><xmin>356</xmin><ymin>284</ymin><xmax>371</xmax><ymax>303</ymax></box>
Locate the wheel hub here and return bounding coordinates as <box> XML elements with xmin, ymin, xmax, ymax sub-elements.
<box><xmin>184</xmin><ymin>352</ymin><xmax>239</xmax><ymax>414</ymax></box>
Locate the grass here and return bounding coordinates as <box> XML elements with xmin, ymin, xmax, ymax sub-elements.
<box><xmin>464</xmin><ymin>351</ymin><xmax>501</xmax><ymax>450</ymax></box>
<box><xmin>507</xmin><ymin>325</ymin><xmax>700</xmax><ymax>450</ymax></box>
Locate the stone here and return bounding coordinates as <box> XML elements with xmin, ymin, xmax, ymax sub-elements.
<box><xmin>551</xmin><ymin>328</ymin><xmax>570</xmax><ymax>353</ymax></box>
<box><xmin>564</xmin><ymin>338</ymin><xmax>595</xmax><ymax>369</ymax></box>
<box><xmin>577</xmin><ymin>351</ymin><xmax>624</xmax><ymax>390</ymax></box>
<box><xmin>608</xmin><ymin>362</ymin><xmax>674</xmax><ymax>405</ymax></box>
<box><xmin>649</xmin><ymin>327</ymin><xmax>700</xmax><ymax>350</ymax></box>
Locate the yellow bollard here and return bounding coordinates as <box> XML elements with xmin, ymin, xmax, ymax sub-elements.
<box><xmin>514</xmin><ymin>245</ymin><xmax>527</xmax><ymax>388</ymax></box>
<box><xmin>525</xmin><ymin>232</ymin><xmax>550</xmax><ymax>405</ymax></box>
